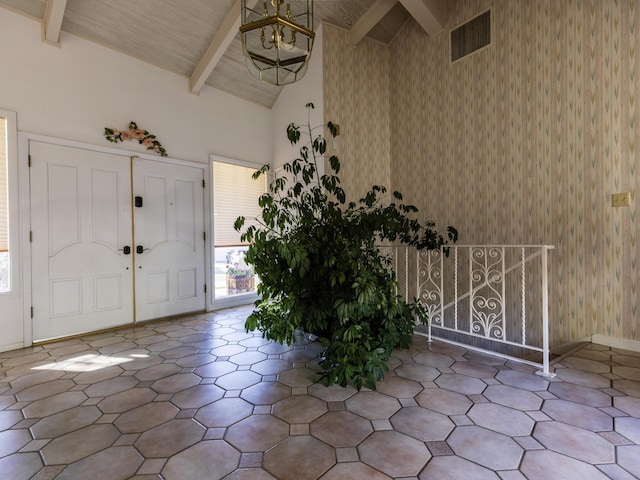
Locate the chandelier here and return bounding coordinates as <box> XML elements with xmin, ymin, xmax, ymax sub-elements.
<box><xmin>240</xmin><ymin>0</ymin><xmax>314</xmax><ymax>86</ymax></box>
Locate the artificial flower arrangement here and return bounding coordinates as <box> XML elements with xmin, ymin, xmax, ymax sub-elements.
<box><xmin>104</xmin><ymin>121</ymin><xmax>168</xmax><ymax>157</ymax></box>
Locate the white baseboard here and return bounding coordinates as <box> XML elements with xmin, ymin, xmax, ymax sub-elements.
<box><xmin>591</xmin><ymin>334</ymin><xmax>640</xmax><ymax>353</ymax></box>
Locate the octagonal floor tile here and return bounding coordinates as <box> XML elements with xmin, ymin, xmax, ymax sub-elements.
<box><xmin>97</xmin><ymin>387</ymin><xmax>157</xmax><ymax>414</ymax></box>
<box><xmin>345</xmin><ymin>391</ymin><xmax>401</xmax><ymax>420</ymax></box>
<box><xmin>321</xmin><ymin>462</ymin><xmax>391</xmax><ymax>480</ymax></box>
<box><xmin>376</xmin><ymin>375</ymin><xmax>423</xmax><ymax>398</ymax></box>
<box><xmin>447</xmin><ymin>425</ymin><xmax>523</xmax><ymax>470</ymax></box>
<box><xmin>162</xmin><ymin>440</ymin><xmax>240</xmax><ymax>480</ymax></box>
<box><xmin>542</xmin><ymin>398</ymin><xmax>613</xmax><ymax>431</ymax></box>
<box><xmin>390</xmin><ymin>406</ymin><xmax>454</xmax><ymax>442</ymax></box>
<box><xmin>482</xmin><ymin>384</ymin><xmax>542</xmax><ymax>410</ymax></box>
<box><xmin>41</xmin><ymin>424</ymin><xmax>121</xmax><ymax>465</ymax></box>
<box><xmin>468</xmin><ymin>403</ymin><xmax>535</xmax><ymax>436</ymax></box>
<box><xmin>241</xmin><ymin>381</ymin><xmax>291</xmax><ymax>405</ymax></box>
<box><xmin>554</xmin><ymin>368</ymin><xmax>612</xmax><ymax>389</ymax></box>
<box><xmin>0</xmin><ymin>429</ymin><xmax>32</xmax><ymax>458</ymax></box>
<box><xmin>419</xmin><ymin>455</ymin><xmax>499</xmax><ymax>480</ymax></box>
<box><xmin>264</xmin><ymin>435</ymin><xmax>335</xmax><ymax>480</ymax></box>
<box><xmin>195</xmin><ymin>397</ymin><xmax>253</xmax><ymax>427</ymax></box>
<box><xmin>520</xmin><ymin>450</ymin><xmax>609</xmax><ymax>480</ymax></box>
<box><xmin>225</xmin><ymin>415</ymin><xmax>289</xmax><ymax>452</ymax></box>
<box><xmin>413</xmin><ymin>352</ymin><xmax>455</xmax><ymax>368</ymax></box>
<box><xmin>135</xmin><ymin>418</ymin><xmax>205</xmax><ymax>458</ymax></box>
<box><xmin>311</xmin><ymin>410</ymin><xmax>373</xmax><ymax>447</ymax></box>
<box><xmin>215</xmin><ymin>370</ymin><xmax>262</xmax><ymax>390</ymax></box>
<box><xmin>114</xmin><ymin>401</ymin><xmax>179</xmax><ymax>433</ymax></box>
<box><xmin>533</xmin><ymin>421</ymin><xmax>615</xmax><ymax>464</ymax></box>
<box><xmin>548</xmin><ymin>382</ymin><xmax>611</xmax><ymax>407</ymax></box>
<box><xmin>30</xmin><ymin>405</ymin><xmax>102</xmax><ymax>438</ymax></box>
<box><xmin>272</xmin><ymin>394</ymin><xmax>327</xmax><ymax>424</ymax></box>
<box><xmin>415</xmin><ymin>388</ymin><xmax>472</xmax><ymax>415</ymax></box>
<box><xmin>435</xmin><ymin>373</ymin><xmax>487</xmax><ymax>395</ymax></box>
<box><xmin>151</xmin><ymin>373</ymin><xmax>201</xmax><ymax>394</ymax></box>
<box><xmin>359</xmin><ymin>430</ymin><xmax>430</xmax><ymax>478</ymax></box>
<box><xmin>170</xmin><ymin>384</ymin><xmax>224</xmax><ymax>409</ymax></box>
<box><xmin>54</xmin><ymin>446</ymin><xmax>143</xmax><ymax>480</ymax></box>
<box><xmin>22</xmin><ymin>392</ymin><xmax>88</xmax><ymax>418</ymax></box>
<box><xmin>0</xmin><ymin>452</ymin><xmax>43</xmax><ymax>479</ymax></box>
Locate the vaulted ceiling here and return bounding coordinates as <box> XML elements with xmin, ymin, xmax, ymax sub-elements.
<box><xmin>0</xmin><ymin>0</ymin><xmax>447</xmax><ymax>108</ymax></box>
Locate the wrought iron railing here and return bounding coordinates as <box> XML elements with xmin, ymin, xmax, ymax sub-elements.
<box><xmin>385</xmin><ymin>245</ymin><xmax>555</xmax><ymax>377</ymax></box>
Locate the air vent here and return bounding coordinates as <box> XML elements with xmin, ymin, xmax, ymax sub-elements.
<box><xmin>451</xmin><ymin>10</ymin><xmax>491</xmax><ymax>62</ymax></box>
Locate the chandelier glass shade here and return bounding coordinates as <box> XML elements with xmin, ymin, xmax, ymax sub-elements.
<box><xmin>240</xmin><ymin>0</ymin><xmax>314</xmax><ymax>86</ymax></box>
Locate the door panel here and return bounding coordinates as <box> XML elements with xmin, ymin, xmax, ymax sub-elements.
<box><xmin>30</xmin><ymin>142</ymin><xmax>133</xmax><ymax>341</ymax></box>
<box><xmin>133</xmin><ymin>159</ymin><xmax>205</xmax><ymax>321</ymax></box>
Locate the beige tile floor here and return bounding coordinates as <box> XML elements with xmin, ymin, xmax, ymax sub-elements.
<box><xmin>1</xmin><ymin>305</ymin><xmax>640</xmax><ymax>479</ymax></box>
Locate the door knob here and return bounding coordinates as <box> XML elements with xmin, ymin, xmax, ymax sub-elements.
<box><xmin>136</xmin><ymin>245</ymin><xmax>151</xmax><ymax>254</ymax></box>
<box><xmin>119</xmin><ymin>246</ymin><xmax>131</xmax><ymax>255</ymax></box>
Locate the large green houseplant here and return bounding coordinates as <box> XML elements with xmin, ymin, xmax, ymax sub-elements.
<box><xmin>235</xmin><ymin>103</ymin><xmax>457</xmax><ymax>389</ymax></box>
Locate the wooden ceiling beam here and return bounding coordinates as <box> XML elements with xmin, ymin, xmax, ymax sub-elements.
<box><xmin>42</xmin><ymin>0</ymin><xmax>68</xmax><ymax>46</ymax></box>
<box><xmin>349</xmin><ymin>0</ymin><xmax>398</xmax><ymax>45</ymax></box>
<box><xmin>399</xmin><ymin>0</ymin><xmax>446</xmax><ymax>36</ymax></box>
<box><xmin>189</xmin><ymin>0</ymin><xmax>241</xmax><ymax>94</ymax></box>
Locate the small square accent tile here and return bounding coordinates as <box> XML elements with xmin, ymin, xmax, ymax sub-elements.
<box><xmin>239</xmin><ymin>452</ymin><xmax>263</xmax><ymax>468</ymax></box>
<box><xmin>137</xmin><ymin>381</ymin><xmax>153</xmax><ymax>388</ymax></box>
<box><xmin>292</xmin><ymin>362</ymin><xmax>306</xmax><ymax>368</ymax></box>
<box><xmin>598</xmin><ymin>431</ymin><xmax>633</xmax><ymax>445</ymax></box>
<box><xmin>238</xmin><ymin>365</ymin><xmax>251</xmax><ymax>371</ymax></box>
<box><xmin>253</xmin><ymin>405</ymin><xmax>271</xmax><ymax>415</ymax></box>
<box><xmin>155</xmin><ymin>393</ymin><xmax>173</xmax><ymax>402</ymax></box>
<box><xmin>7</xmin><ymin>401</ymin><xmax>29</xmax><ymax>409</ymax></box>
<box><xmin>599</xmin><ymin>406</ymin><xmax>627</xmax><ymax>417</ymax></box>
<box><xmin>201</xmin><ymin>377</ymin><xmax>217</xmax><ymax>384</ymax></box>
<box><xmin>535</xmin><ymin>391</ymin><xmax>557</xmax><ymax>400</ymax></box>
<box><xmin>603</xmin><ymin>373</ymin><xmax>623</xmax><ymax>380</ymax></box>
<box><xmin>180</xmin><ymin>367</ymin><xmax>196</xmax><ymax>373</ymax></box>
<box><xmin>96</xmin><ymin>413</ymin><xmax>119</xmax><ymax>424</ymax></box>
<box><xmin>450</xmin><ymin>415</ymin><xmax>474</xmax><ymax>426</ymax></box>
<box><xmin>19</xmin><ymin>439</ymin><xmax>50</xmax><ymax>452</ymax></box>
<box><xmin>421</xmin><ymin>381</ymin><xmax>439</xmax><ymax>389</ymax></box>
<box><xmin>13</xmin><ymin>418</ymin><xmax>39</xmax><ymax>429</ymax></box>
<box><xmin>113</xmin><ymin>433</ymin><xmax>139</xmax><ymax>446</ymax></box>
<box><xmin>328</xmin><ymin>401</ymin><xmax>346</xmax><ymax>411</ymax></box>
<box><xmin>427</xmin><ymin>441</ymin><xmax>454</xmax><ymax>456</ymax></box>
<box><xmin>138</xmin><ymin>458</ymin><xmax>167</xmax><ymax>475</ymax></box>
<box><xmin>484</xmin><ymin>377</ymin><xmax>501</xmax><ymax>385</ymax></box>
<box><xmin>526</xmin><ymin>410</ymin><xmax>551</xmax><ymax>422</ymax></box>
<box><xmin>514</xmin><ymin>436</ymin><xmax>544</xmax><ymax>450</ymax></box>
<box><xmin>292</xmin><ymin>387</ymin><xmax>308</xmax><ymax>395</ymax></box>
<box><xmin>262</xmin><ymin>375</ymin><xmax>277</xmax><ymax>382</ymax></box>
<box><xmin>372</xmin><ymin>419</ymin><xmax>393</xmax><ymax>430</ymax></box>
<box><xmin>601</xmin><ymin>388</ymin><xmax>623</xmax><ymax>396</ymax></box>
<box><xmin>400</xmin><ymin>398</ymin><xmax>418</xmax><ymax>407</ymax></box>
<box><xmin>290</xmin><ymin>424</ymin><xmax>309</xmax><ymax>435</ymax></box>
<box><xmin>438</xmin><ymin>367</ymin><xmax>454</xmax><ymax>374</ymax></box>
<box><xmin>224</xmin><ymin>390</ymin><xmax>241</xmax><ymax>398</ymax></box>
<box><xmin>467</xmin><ymin>394</ymin><xmax>489</xmax><ymax>403</ymax></box>
<box><xmin>204</xmin><ymin>428</ymin><xmax>225</xmax><ymax>440</ymax></box>
<box><xmin>336</xmin><ymin>447</ymin><xmax>359</xmax><ymax>462</ymax></box>
<box><xmin>81</xmin><ymin>397</ymin><xmax>102</xmax><ymax>406</ymax></box>
<box><xmin>70</xmin><ymin>384</ymin><xmax>86</xmax><ymax>391</ymax></box>
<box><xmin>498</xmin><ymin>471</ymin><xmax>528</xmax><ymax>480</ymax></box>
<box><xmin>218</xmin><ymin>356</ymin><xmax>230</xmax><ymax>361</ymax></box>
<box><xmin>597</xmin><ymin>464</ymin><xmax>639</xmax><ymax>480</ymax></box>
<box><xmin>177</xmin><ymin>408</ymin><xmax>197</xmax><ymax>418</ymax></box>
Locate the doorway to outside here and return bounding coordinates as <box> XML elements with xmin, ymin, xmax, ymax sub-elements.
<box><xmin>211</xmin><ymin>157</ymin><xmax>266</xmax><ymax>309</ymax></box>
<box><xmin>30</xmin><ymin>141</ymin><xmax>206</xmax><ymax>342</ymax></box>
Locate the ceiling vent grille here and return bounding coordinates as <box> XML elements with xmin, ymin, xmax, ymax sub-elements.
<box><xmin>451</xmin><ymin>10</ymin><xmax>491</xmax><ymax>62</ymax></box>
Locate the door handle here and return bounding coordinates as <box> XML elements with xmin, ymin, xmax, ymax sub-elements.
<box><xmin>136</xmin><ymin>245</ymin><xmax>151</xmax><ymax>254</ymax></box>
<box><xmin>119</xmin><ymin>246</ymin><xmax>131</xmax><ymax>255</ymax></box>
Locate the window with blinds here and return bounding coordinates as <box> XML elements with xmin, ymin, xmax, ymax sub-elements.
<box><xmin>0</xmin><ymin>117</ymin><xmax>7</xmax><ymax>253</ymax></box>
<box><xmin>213</xmin><ymin>160</ymin><xmax>266</xmax><ymax>247</ymax></box>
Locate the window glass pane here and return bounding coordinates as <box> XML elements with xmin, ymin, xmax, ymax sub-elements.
<box><xmin>213</xmin><ymin>160</ymin><xmax>265</xmax><ymax>300</ymax></box>
<box><xmin>0</xmin><ymin>117</ymin><xmax>8</xmax><ymax>292</ymax></box>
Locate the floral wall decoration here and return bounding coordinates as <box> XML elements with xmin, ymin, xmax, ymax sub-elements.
<box><xmin>104</xmin><ymin>121</ymin><xmax>167</xmax><ymax>157</ymax></box>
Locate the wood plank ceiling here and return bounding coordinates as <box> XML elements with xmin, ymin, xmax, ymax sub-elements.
<box><xmin>0</xmin><ymin>0</ymin><xmax>447</xmax><ymax>108</ymax></box>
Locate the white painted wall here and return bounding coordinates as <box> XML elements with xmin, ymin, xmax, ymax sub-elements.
<box><xmin>0</xmin><ymin>8</ymin><xmax>273</xmax><ymax>352</ymax></box>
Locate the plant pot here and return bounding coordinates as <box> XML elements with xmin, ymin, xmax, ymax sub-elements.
<box><xmin>226</xmin><ymin>274</ymin><xmax>255</xmax><ymax>294</ymax></box>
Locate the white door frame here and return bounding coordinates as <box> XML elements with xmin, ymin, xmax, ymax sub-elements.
<box><xmin>19</xmin><ymin>132</ymin><xmax>211</xmax><ymax>347</ymax></box>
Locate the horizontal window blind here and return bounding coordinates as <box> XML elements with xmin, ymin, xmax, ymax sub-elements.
<box><xmin>213</xmin><ymin>161</ymin><xmax>266</xmax><ymax>247</ymax></box>
<box><xmin>0</xmin><ymin>117</ymin><xmax>7</xmax><ymax>252</ymax></box>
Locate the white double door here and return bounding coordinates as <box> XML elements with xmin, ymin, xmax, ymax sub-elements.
<box><xmin>30</xmin><ymin>141</ymin><xmax>205</xmax><ymax>342</ymax></box>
